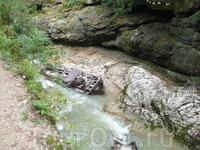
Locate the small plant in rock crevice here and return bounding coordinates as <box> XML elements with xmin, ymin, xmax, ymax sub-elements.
<box><xmin>56</xmin><ymin>13</ymin><xmax>65</xmax><ymax>20</ymax></box>
<box><xmin>22</xmin><ymin>111</ymin><xmax>30</xmax><ymax>121</ymax></box>
<box><xmin>30</xmin><ymin>118</ymin><xmax>45</xmax><ymax>124</ymax></box>
<box><xmin>63</xmin><ymin>0</ymin><xmax>84</xmax><ymax>8</ymax></box>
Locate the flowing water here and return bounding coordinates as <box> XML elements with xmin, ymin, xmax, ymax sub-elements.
<box><xmin>40</xmin><ymin>79</ymin><xmax>187</xmax><ymax>150</ymax></box>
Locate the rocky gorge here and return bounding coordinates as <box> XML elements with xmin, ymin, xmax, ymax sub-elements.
<box><xmin>29</xmin><ymin>0</ymin><xmax>200</xmax><ymax>149</ymax></box>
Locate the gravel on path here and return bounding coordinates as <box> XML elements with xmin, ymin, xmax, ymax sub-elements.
<box><xmin>0</xmin><ymin>60</ymin><xmax>58</xmax><ymax>150</ymax></box>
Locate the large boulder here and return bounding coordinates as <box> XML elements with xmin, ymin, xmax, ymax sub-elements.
<box><xmin>121</xmin><ymin>65</ymin><xmax>200</xmax><ymax>150</ymax></box>
<box><xmin>35</xmin><ymin>6</ymin><xmax>116</xmax><ymax>44</ymax></box>
<box><xmin>114</xmin><ymin>23</ymin><xmax>200</xmax><ymax>76</ymax></box>
<box><xmin>35</xmin><ymin>4</ymin><xmax>162</xmax><ymax>45</ymax></box>
<box><xmin>169</xmin><ymin>10</ymin><xmax>200</xmax><ymax>50</ymax></box>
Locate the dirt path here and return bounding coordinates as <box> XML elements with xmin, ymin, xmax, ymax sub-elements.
<box><xmin>0</xmin><ymin>61</ymin><xmax>57</xmax><ymax>150</ymax></box>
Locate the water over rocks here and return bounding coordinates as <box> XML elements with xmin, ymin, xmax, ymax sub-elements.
<box><xmin>40</xmin><ymin>64</ymin><xmax>104</xmax><ymax>95</ymax></box>
<box><xmin>29</xmin><ymin>0</ymin><xmax>200</xmax><ymax>149</ymax></box>
<box><xmin>52</xmin><ymin>45</ymin><xmax>200</xmax><ymax>150</ymax></box>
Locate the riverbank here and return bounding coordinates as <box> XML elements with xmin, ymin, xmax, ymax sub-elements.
<box><xmin>53</xmin><ymin>45</ymin><xmax>199</xmax><ymax>150</ymax></box>
<box><xmin>0</xmin><ymin>60</ymin><xmax>57</xmax><ymax>150</ymax></box>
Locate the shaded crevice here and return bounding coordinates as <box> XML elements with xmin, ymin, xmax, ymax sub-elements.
<box><xmin>52</xmin><ymin>39</ymin><xmax>101</xmax><ymax>46</ymax></box>
<box><xmin>131</xmin><ymin>5</ymin><xmax>175</xmax><ymax>22</ymax></box>
<box><xmin>36</xmin><ymin>4</ymin><xmax>43</xmax><ymax>12</ymax></box>
<box><xmin>159</xmin><ymin>10</ymin><xmax>175</xmax><ymax>22</ymax></box>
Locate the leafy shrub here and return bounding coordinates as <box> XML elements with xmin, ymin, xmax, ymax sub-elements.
<box><xmin>25</xmin><ymin>79</ymin><xmax>44</xmax><ymax>95</ymax></box>
<box><xmin>0</xmin><ymin>0</ymin><xmax>64</xmax><ymax>126</ymax></box>
<box><xmin>63</xmin><ymin>0</ymin><xmax>81</xmax><ymax>7</ymax></box>
<box><xmin>32</xmin><ymin>99</ymin><xmax>51</xmax><ymax>113</ymax></box>
<box><xmin>0</xmin><ymin>0</ymin><xmax>33</xmax><ymax>34</ymax></box>
<box><xmin>101</xmin><ymin>0</ymin><xmax>135</xmax><ymax>15</ymax></box>
<box><xmin>101</xmin><ymin>0</ymin><xmax>189</xmax><ymax>15</ymax></box>
<box><xmin>56</xmin><ymin>13</ymin><xmax>65</xmax><ymax>20</ymax></box>
<box><xmin>0</xmin><ymin>0</ymin><xmax>57</xmax><ymax>64</ymax></box>
<box><xmin>0</xmin><ymin>27</ymin><xmax>56</xmax><ymax>63</ymax></box>
<box><xmin>16</xmin><ymin>59</ymin><xmax>40</xmax><ymax>80</ymax></box>
<box><xmin>194</xmin><ymin>11</ymin><xmax>200</xmax><ymax>21</ymax></box>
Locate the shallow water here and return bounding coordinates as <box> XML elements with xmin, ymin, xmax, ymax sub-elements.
<box><xmin>40</xmin><ymin>79</ymin><xmax>186</xmax><ymax>150</ymax></box>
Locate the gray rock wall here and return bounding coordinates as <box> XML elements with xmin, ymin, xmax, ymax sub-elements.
<box><xmin>34</xmin><ymin>0</ymin><xmax>200</xmax><ymax>77</ymax></box>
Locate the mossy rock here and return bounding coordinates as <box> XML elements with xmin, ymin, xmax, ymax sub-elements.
<box><xmin>53</xmin><ymin>145</ymin><xmax>63</xmax><ymax>150</ymax></box>
<box><xmin>46</xmin><ymin>135</ymin><xmax>57</xmax><ymax>144</ymax></box>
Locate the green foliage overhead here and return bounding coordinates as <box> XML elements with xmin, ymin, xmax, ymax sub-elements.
<box><xmin>0</xmin><ymin>0</ymin><xmax>58</xmax><ymax>63</ymax></box>
<box><xmin>101</xmin><ymin>0</ymin><xmax>190</xmax><ymax>15</ymax></box>
<box><xmin>63</xmin><ymin>0</ymin><xmax>81</xmax><ymax>7</ymax></box>
<box><xmin>101</xmin><ymin>0</ymin><xmax>135</xmax><ymax>15</ymax></box>
<box><xmin>0</xmin><ymin>0</ymin><xmax>33</xmax><ymax>34</ymax></box>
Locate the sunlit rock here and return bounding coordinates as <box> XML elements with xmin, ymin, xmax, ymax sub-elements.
<box><xmin>122</xmin><ymin>66</ymin><xmax>200</xmax><ymax>150</ymax></box>
<box><xmin>103</xmin><ymin>101</ymin><xmax>122</xmax><ymax>116</ymax></box>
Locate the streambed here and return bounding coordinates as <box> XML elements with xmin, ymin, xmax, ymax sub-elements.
<box><xmin>39</xmin><ymin>45</ymin><xmax>190</xmax><ymax>149</ymax></box>
<box><xmin>40</xmin><ymin>78</ymin><xmax>186</xmax><ymax>150</ymax></box>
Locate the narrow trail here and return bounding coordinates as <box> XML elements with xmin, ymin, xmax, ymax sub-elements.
<box><xmin>0</xmin><ymin>61</ymin><xmax>57</xmax><ymax>150</ymax></box>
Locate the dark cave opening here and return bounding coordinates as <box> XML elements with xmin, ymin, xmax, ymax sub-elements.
<box><xmin>36</xmin><ymin>4</ymin><xmax>43</xmax><ymax>12</ymax></box>
<box><xmin>131</xmin><ymin>5</ymin><xmax>175</xmax><ymax>22</ymax></box>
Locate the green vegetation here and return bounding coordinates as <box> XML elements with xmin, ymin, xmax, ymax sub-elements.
<box><xmin>30</xmin><ymin>118</ymin><xmax>45</xmax><ymax>124</ymax></box>
<box><xmin>61</xmin><ymin>0</ymin><xmax>191</xmax><ymax>16</ymax></box>
<box><xmin>22</xmin><ymin>111</ymin><xmax>30</xmax><ymax>121</ymax></box>
<box><xmin>16</xmin><ymin>59</ymin><xmax>40</xmax><ymax>80</ymax></box>
<box><xmin>0</xmin><ymin>1</ymin><xmax>82</xmax><ymax>149</ymax></box>
<box><xmin>63</xmin><ymin>0</ymin><xmax>81</xmax><ymax>7</ymax></box>
<box><xmin>56</xmin><ymin>13</ymin><xmax>65</xmax><ymax>20</ymax></box>
<box><xmin>0</xmin><ymin>27</ymin><xmax>56</xmax><ymax>63</ymax></box>
<box><xmin>101</xmin><ymin>0</ymin><xmax>191</xmax><ymax>15</ymax></box>
<box><xmin>194</xmin><ymin>10</ymin><xmax>200</xmax><ymax>21</ymax></box>
<box><xmin>0</xmin><ymin>0</ymin><xmax>62</xmax><ymax>124</ymax></box>
<box><xmin>0</xmin><ymin>0</ymin><xmax>75</xmax><ymax>130</ymax></box>
<box><xmin>38</xmin><ymin>135</ymin><xmax>86</xmax><ymax>150</ymax></box>
<box><xmin>63</xmin><ymin>0</ymin><xmax>85</xmax><ymax>8</ymax></box>
<box><xmin>101</xmin><ymin>0</ymin><xmax>135</xmax><ymax>15</ymax></box>
<box><xmin>0</xmin><ymin>0</ymin><xmax>57</xmax><ymax>63</ymax></box>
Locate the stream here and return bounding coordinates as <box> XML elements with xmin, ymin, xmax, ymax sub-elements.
<box><xmin>40</xmin><ymin>78</ymin><xmax>187</xmax><ymax>150</ymax></box>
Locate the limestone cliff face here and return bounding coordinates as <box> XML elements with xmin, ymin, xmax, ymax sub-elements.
<box><xmin>32</xmin><ymin>0</ymin><xmax>200</xmax><ymax>77</ymax></box>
